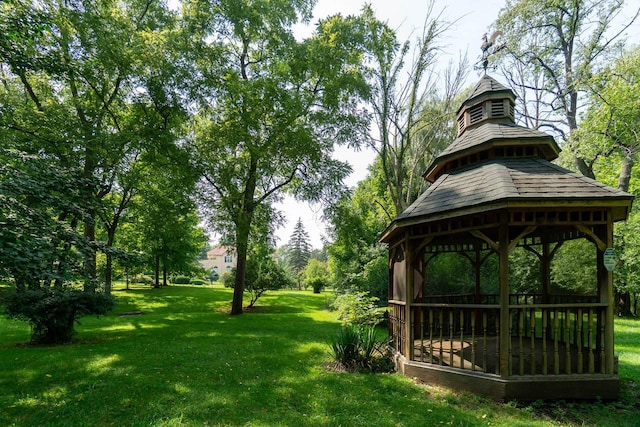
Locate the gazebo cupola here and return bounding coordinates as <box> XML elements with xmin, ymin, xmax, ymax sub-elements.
<box><xmin>456</xmin><ymin>74</ymin><xmax>516</xmax><ymax>136</ymax></box>
<box><xmin>423</xmin><ymin>75</ymin><xmax>560</xmax><ymax>186</ymax></box>
<box><xmin>381</xmin><ymin>74</ymin><xmax>634</xmax><ymax>401</ymax></box>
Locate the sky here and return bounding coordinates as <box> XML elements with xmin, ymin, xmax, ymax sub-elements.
<box><xmin>274</xmin><ymin>0</ymin><xmax>507</xmax><ymax>249</ymax></box>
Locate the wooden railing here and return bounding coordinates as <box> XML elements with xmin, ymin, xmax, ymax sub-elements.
<box><xmin>388</xmin><ymin>301</ymin><xmax>406</xmax><ymax>355</ymax></box>
<box><xmin>388</xmin><ymin>299</ymin><xmax>610</xmax><ymax>377</ymax></box>
<box><xmin>507</xmin><ymin>304</ymin><xmax>608</xmax><ymax>376</ymax></box>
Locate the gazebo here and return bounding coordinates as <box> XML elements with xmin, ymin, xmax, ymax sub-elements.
<box><xmin>380</xmin><ymin>75</ymin><xmax>634</xmax><ymax>400</ymax></box>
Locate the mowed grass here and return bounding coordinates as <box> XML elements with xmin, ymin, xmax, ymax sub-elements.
<box><xmin>1</xmin><ymin>285</ymin><xmax>639</xmax><ymax>427</ymax></box>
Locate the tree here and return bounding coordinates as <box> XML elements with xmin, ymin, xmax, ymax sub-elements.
<box><xmin>363</xmin><ymin>2</ymin><xmax>467</xmax><ymax>215</ymax></box>
<box><xmin>579</xmin><ymin>46</ymin><xmax>640</xmax><ymax>315</ymax></box>
<box><xmin>286</xmin><ymin>218</ymin><xmax>311</xmax><ymax>287</ymax></box>
<box><xmin>614</xmin><ymin>211</ymin><xmax>640</xmax><ymax>316</ymax></box>
<box><xmin>0</xmin><ymin>0</ymin><xmax>182</xmax><ymax>292</ymax></box>
<box><xmin>303</xmin><ymin>258</ymin><xmax>329</xmax><ymax>293</ymax></box>
<box><xmin>227</xmin><ymin>243</ymin><xmax>293</xmax><ymax>308</ymax></box>
<box><xmin>135</xmin><ymin>160</ymin><xmax>206</xmax><ymax>288</ymax></box>
<box><xmin>188</xmin><ymin>1</ymin><xmax>372</xmax><ymax>314</ymax></box>
<box><xmin>495</xmin><ymin>0</ymin><xmax>639</xmax><ymax>177</ymax></box>
<box><xmin>0</xmin><ymin>150</ymin><xmax>116</xmax><ymax>344</ymax></box>
<box><xmin>579</xmin><ymin>47</ymin><xmax>640</xmax><ymax>193</ymax></box>
<box><xmin>326</xmin><ymin>160</ymin><xmax>392</xmax><ymax>303</ymax></box>
<box><xmin>0</xmin><ymin>150</ymin><xmax>92</xmax><ymax>290</ymax></box>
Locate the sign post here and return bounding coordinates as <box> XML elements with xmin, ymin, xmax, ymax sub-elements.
<box><xmin>603</xmin><ymin>248</ymin><xmax>617</xmax><ymax>271</ymax></box>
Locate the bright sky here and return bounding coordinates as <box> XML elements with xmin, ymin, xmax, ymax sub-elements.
<box><xmin>275</xmin><ymin>0</ymin><xmax>507</xmax><ymax>249</ymax></box>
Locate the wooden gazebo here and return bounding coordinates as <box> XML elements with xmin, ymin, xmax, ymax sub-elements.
<box><xmin>380</xmin><ymin>75</ymin><xmax>634</xmax><ymax>400</ymax></box>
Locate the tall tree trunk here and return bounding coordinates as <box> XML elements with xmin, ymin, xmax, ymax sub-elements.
<box><xmin>230</xmin><ymin>156</ymin><xmax>258</xmax><ymax>315</ymax></box>
<box><xmin>84</xmin><ymin>214</ymin><xmax>97</xmax><ymax>292</ymax></box>
<box><xmin>103</xmin><ymin>214</ymin><xmax>123</xmax><ymax>295</ymax></box>
<box><xmin>616</xmin><ymin>289</ymin><xmax>633</xmax><ymax>317</ymax></box>
<box><xmin>104</xmin><ymin>228</ymin><xmax>116</xmax><ymax>294</ymax></box>
<box><xmin>154</xmin><ymin>254</ymin><xmax>160</xmax><ymax>288</ymax></box>
<box><xmin>105</xmin><ymin>252</ymin><xmax>113</xmax><ymax>293</ymax></box>
<box><xmin>617</xmin><ymin>151</ymin><xmax>634</xmax><ymax>192</ymax></box>
<box><xmin>163</xmin><ymin>264</ymin><xmax>167</xmax><ymax>287</ymax></box>
<box><xmin>231</xmin><ymin>225</ymin><xmax>250</xmax><ymax>315</ymax></box>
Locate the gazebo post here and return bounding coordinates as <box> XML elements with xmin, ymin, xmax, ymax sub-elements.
<box><xmin>474</xmin><ymin>242</ymin><xmax>482</xmax><ymax>304</ymax></box>
<box><xmin>404</xmin><ymin>234</ymin><xmax>414</xmax><ymax>360</ymax></box>
<box><xmin>596</xmin><ymin>219</ymin><xmax>615</xmax><ymax>375</ymax></box>
<box><xmin>498</xmin><ymin>211</ymin><xmax>510</xmax><ymax>378</ymax></box>
<box><xmin>541</xmin><ymin>238</ymin><xmax>551</xmax><ymax>304</ymax></box>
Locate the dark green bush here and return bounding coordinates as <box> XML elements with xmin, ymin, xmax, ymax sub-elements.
<box><xmin>329</xmin><ymin>324</ymin><xmax>393</xmax><ymax>373</ymax></box>
<box><xmin>307</xmin><ymin>277</ymin><xmax>326</xmax><ymax>294</ymax></box>
<box><xmin>206</xmin><ymin>269</ymin><xmax>219</xmax><ymax>282</ymax></box>
<box><xmin>173</xmin><ymin>276</ymin><xmax>191</xmax><ymax>284</ymax></box>
<box><xmin>3</xmin><ymin>287</ymin><xmax>116</xmax><ymax>344</ymax></box>
<box><xmin>220</xmin><ymin>271</ymin><xmax>235</xmax><ymax>288</ymax></box>
<box><xmin>190</xmin><ymin>279</ymin><xmax>206</xmax><ymax>286</ymax></box>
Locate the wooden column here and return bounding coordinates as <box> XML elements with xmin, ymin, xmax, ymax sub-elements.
<box><xmin>474</xmin><ymin>243</ymin><xmax>482</xmax><ymax>304</ymax></box>
<box><xmin>498</xmin><ymin>211</ymin><xmax>511</xmax><ymax>378</ymax></box>
<box><xmin>403</xmin><ymin>234</ymin><xmax>414</xmax><ymax>359</ymax></box>
<box><xmin>541</xmin><ymin>240</ymin><xmax>551</xmax><ymax>304</ymax></box>
<box><xmin>596</xmin><ymin>218</ymin><xmax>615</xmax><ymax>375</ymax></box>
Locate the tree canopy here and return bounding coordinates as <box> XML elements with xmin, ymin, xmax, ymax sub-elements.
<box><xmin>189</xmin><ymin>1</ymin><xmax>375</xmax><ymax>314</ymax></box>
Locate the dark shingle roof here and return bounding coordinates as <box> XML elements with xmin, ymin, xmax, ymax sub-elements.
<box><xmin>457</xmin><ymin>75</ymin><xmax>512</xmax><ymax>114</ymax></box>
<box><xmin>398</xmin><ymin>158</ymin><xmax>633</xmax><ymax>222</ymax></box>
<box><xmin>438</xmin><ymin>122</ymin><xmax>558</xmax><ymax>159</ymax></box>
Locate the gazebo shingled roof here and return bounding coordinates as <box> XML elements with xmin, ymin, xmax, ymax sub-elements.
<box><xmin>380</xmin><ymin>75</ymin><xmax>633</xmax><ymax>244</ymax></box>
<box><xmin>391</xmin><ymin>158</ymin><xmax>632</xmax><ymax>226</ymax></box>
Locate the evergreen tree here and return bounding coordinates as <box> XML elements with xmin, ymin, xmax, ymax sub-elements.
<box><xmin>287</xmin><ymin>218</ymin><xmax>311</xmax><ymax>286</ymax></box>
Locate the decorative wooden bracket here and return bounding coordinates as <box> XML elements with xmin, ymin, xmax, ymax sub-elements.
<box><xmin>470</xmin><ymin>230</ymin><xmax>499</xmax><ymax>252</ymax></box>
<box><xmin>470</xmin><ymin>226</ymin><xmax>537</xmax><ymax>254</ymax></box>
<box><xmin>508</xmin><ymin>225</ymin><xmax>538</xmax><ymax>253</ymax></box>
<box><xmin>575</xmin><ymin>224</ymin><xmax>607</xmax><ymax>252</ymax></box>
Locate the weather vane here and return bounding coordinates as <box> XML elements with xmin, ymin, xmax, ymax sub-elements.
<box><xmin>474</xmin><ymin>30</ymin><xmax>506</xmax><ymax>74</ymax></box>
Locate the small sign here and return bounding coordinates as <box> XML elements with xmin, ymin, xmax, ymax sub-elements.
<box><xmin>603</xmin><ymin>248</ymin><xmax>617</xmax><ymax>271</ymax></box>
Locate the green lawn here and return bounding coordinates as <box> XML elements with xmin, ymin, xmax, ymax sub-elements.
<box><xmin>1</xmin><ymin>284</ymin><xmax>639</xmax><ymax>426</ymax></box>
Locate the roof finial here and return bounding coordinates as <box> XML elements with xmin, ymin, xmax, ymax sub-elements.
<box><xmin>475</xmin><ymin>30</ymin><xmax>506</xmax><ymax>74</ymax></box>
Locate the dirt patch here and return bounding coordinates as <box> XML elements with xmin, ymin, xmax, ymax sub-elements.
<box><xmin>117</xmin><ymin>311</ymin><xmax>145</xmax><ymax>317</ymax></box>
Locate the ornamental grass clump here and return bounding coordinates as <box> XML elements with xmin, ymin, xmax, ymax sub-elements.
<box><xmin>329</xmin><ymin>324</ymin><xmax>393</xmax><ymax>373</ymax></box>
<box><xmin>328</xmin><ymin>290</ymin><xmax>393</xmax><ymax>373</ymax></box>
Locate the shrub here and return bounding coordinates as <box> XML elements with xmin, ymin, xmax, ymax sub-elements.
<box><xmin>173</xmin><ymin>276</ymin><xmax>191</xmax><ymax>284</ymax></box>
<box><xmin>307</xmin><ymin>277</ymin><xmax>326</xmax><ymax>294</ymax></box>
<box><xmin>206</xmin><ymin>269</ymin><xmax>219</xmax><ymax>283</ymax></box>
<box><xmin>132</xmin><ymin>275</ymin><xmax>153</xmax><ymax>285</ymax></box>
<box><xmin>190</xmin><ymin>279</ymin><xmax>206</xmax><ymax>286</ymax></box>
<box><xmin>303</xmin><ymin>259</ymin><xmax>329</xmax><ymax>293</ymax></box>
<box><xmin>220</xmin><ymin>271</ymin><xmax>235</xmax><ymax>288</ymax></box>
<box><xmin>329</xmin><ymin>324</ymin><xmax>393</xmax><ymax>373</ymax></box>
<box><xmin>3</xmin><ymin>287</ymin><xmax>116</xmax><ymax>344</ymax></box>
<box><xmin>332</xmin><ymin>291</ymin><xmax>385</xmax><ymax>326</ymax></box>
<box><xmin>245</xmin><ymin>256</ymin><xmax>293</xmax><ymax>308</ymax></box>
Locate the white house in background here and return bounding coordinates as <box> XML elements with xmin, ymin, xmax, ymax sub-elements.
<box><xmin>199</xmin><ymin>246</ymin><xmax>236</xmax><ymax>273</ymax></box>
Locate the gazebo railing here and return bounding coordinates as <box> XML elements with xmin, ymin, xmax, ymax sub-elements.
<box><xmin>389</xmin><ymin>300</ymin><xmax>611</xmax><ymax>377</ymax></box>
<box><xmin>389</xmin><ymin>301</ymin><xmax>406</xmax><ymax>354</ymax></box>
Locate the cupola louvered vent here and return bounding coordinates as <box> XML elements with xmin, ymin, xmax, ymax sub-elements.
<box><xmin>469</xmin><ymin>104</ymin><xmax>483</xmax><ymax>124</ymax></box>
<box><xmin>490</xmin><ymin>100</ymin><xmax>504</xmax><ymax>117</ymax></box>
